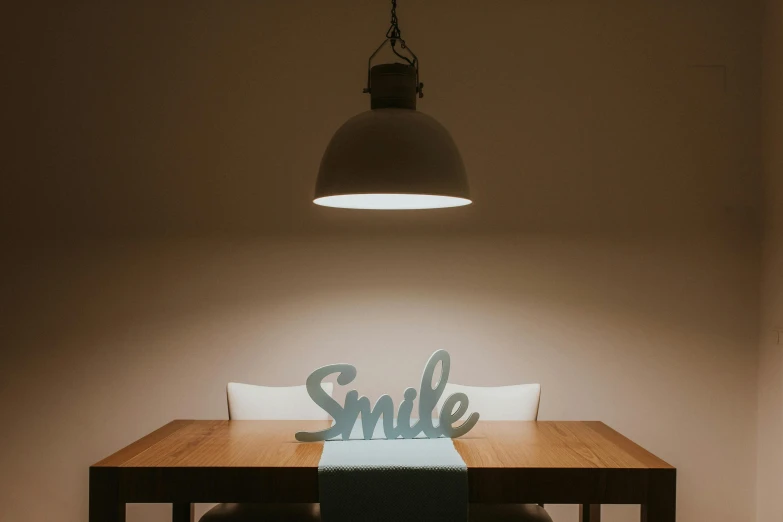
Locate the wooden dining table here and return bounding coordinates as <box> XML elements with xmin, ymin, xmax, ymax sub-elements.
<box><xmin>90</xmin><ymin>420</ymin><xmax>675</xmax><ymax>522</ymax></box>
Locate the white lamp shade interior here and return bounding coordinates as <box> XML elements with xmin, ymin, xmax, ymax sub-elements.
<box><xmin>313</xmin><ymin>193</ymin><xmax>471</xmax><ymax>210</ymax></box>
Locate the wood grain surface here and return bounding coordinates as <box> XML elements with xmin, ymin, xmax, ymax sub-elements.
<box><xmin>90</xmin><ymin>420</ymin><xmax>676</xmax><ymax>522</ymax></box>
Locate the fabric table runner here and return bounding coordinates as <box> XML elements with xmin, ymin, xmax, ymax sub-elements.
<box><xmin>318</xmin><ymin>426</ymin><xmax>468</xmax><ymax>522</ymax></box>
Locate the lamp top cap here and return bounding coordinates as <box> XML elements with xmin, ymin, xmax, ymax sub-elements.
<box><xmin>369</xmin><ymin>63</ymin><xmax>418</xmax><ymax>110</ymax></box>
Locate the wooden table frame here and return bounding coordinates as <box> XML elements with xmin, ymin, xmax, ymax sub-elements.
<box><xmin>90</xmin><ymin>420</ymin><xmax>676</xmax><ymax>522</ymax></box>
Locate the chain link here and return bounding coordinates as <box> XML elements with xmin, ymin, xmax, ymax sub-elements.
<box><xmin>363</xmin><ymin>0</ymin><xmax>420</xmax><ymax>96</ymax></box>
<box><xmin>386</xmin><ymin>0</ymin><xmax>402</xmax><ymax>42</ymax></box>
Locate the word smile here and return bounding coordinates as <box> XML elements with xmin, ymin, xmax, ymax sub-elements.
<box><xmin>295</xmin><ymin>350</ymin><xmax>479</xmax><ymax>441</ymax></box>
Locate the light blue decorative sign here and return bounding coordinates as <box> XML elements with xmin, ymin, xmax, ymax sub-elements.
<box><xmin>295</xmin><ymin>350</ymin><xmax>480</xmax><ymax>441</ymax></box>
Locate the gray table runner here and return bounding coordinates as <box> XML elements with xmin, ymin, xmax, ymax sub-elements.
<box><xmin>318</xmin><ymin>426</ymin><xmax>468</xmax><ymax>522</ymax></box>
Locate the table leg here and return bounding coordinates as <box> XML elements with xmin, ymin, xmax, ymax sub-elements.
<box><xmin>89</xmin><ymin>468</ymin><xmax>125</xmax><ymax>522</ymax></box>
<box><xmin>641</xmin><ymin>469</ymin><xmax>676</xmax><ymax>522</ymax></box>
<box><xmin>580</xmin><ymin>504</ymin><xmax>601</xmax><ymax>522</ymax></box>
<box><xmin>173</xmin><ymin>503</ymin><xmax>194</xmax><ymax>522</ymax></box>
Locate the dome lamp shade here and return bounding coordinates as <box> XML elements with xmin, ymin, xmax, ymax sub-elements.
<box><xmin>313</xmin><ymin>4</ymin><xmax>471</xmax><ymax>210</ymax></box>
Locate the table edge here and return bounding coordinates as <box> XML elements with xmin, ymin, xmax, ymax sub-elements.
<box><xmin>585</xmin><ymin>421</ymin><xmax>674</xmax><ymax>469</ymax></box>
<box><xmin>92</xmin><ymin>419</ymin><xmax>194</xmax><ymax>467</ymax></box>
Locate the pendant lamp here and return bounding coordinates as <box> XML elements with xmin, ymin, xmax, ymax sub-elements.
<box><xmin>313</xmin><ymin>0</ymin><xmax>471</xmax><ymax>210</ymax></box>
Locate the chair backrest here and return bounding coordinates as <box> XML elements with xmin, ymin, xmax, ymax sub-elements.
<box><xmin>437</xmin><ymin>383</ymin><xmax>541</xmax><ymax>421</ymax></box>
<box><xmin>226</xmin><ymin>382</ymin><xmax>334</xmax><ymax>420</ymax></box>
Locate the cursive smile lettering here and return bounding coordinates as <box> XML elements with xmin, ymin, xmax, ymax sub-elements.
<box><xmin>295</xmin><ymin>350</ymin><xmax>479</xmax><ymax>441</ymax></box>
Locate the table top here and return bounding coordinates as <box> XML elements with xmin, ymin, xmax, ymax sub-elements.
<box><xmin>90</xmin><ymin>420</ymin><xmax>676</xmax><ymax>510</ymax></box>
<box><xmin>93</xmin><ymin>420</ymin><xmax>673</xmax><ymax>470</ymax></box>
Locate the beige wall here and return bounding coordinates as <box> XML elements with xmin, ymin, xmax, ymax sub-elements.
<box><xmin>0</xmin><ymin>2</ymin><xmax>765</xmax><ymax>522</ymax></box>
<box><xmin>758</xmin><ymin>1</ymin><xmax>783</xmax><ymax>520</ymax></box>
<box><xmin>0</xmin><ymin>237</ymin><xmax>762</xmax><ymax>522</ymax></box>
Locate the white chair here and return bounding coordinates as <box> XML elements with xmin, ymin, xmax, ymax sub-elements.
<box><xmin>438</xmin><ymin>383</ymin><xmax>541</xmax><ymax>421</ymax></box>
<box><xmin>226</xmin><ymin>382</ymin><xmax>334</xmax><ymax>421</ymax></box>
<box><xmin>200</xmin><ymin>382</ymin><xmax>333</xmax><ymax>522</ymax></box>
<box><xmin>440</xmin><ymin>383</ymin><xmax>553</xmax><ymax>522</ymax></box>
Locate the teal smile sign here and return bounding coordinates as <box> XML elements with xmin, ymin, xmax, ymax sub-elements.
<box><xmin>295</xmin><ymin>350</ymin><xmax>480</xmax><ymax>441</ymax></box>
